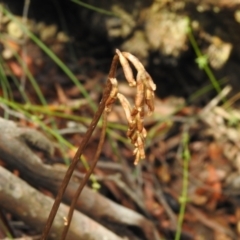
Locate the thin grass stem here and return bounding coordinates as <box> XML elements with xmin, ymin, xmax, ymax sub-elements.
<box><xmin>175</xmin><ymin>130</ymin><xmax>191</xmax><ymax>240</ymax></box>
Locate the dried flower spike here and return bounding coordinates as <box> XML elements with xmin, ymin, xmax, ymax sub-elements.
<box><xmin>42</xmin><ymin>49</ymin><xmax>156</xmax><ymax>240</ymax></box>
<box><xmin>116</xmin><ymin>49</ymin><xmax>156</xmax><ymax>165</ymax></box>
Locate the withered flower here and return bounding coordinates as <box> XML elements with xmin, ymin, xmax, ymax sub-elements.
<box><xmin>115</xmin><ymin>49</ymin><xmax>156</xmax><ymax>164</ymax></box>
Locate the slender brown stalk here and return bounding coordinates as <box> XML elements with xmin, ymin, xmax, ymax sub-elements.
<box><xmin>41</xmin><ymin>55</ymin><xmax>119</xmax><ymax>240</ymax></box>
<box><xmin>61</xmin><ymin>111</ymin><xmax>108</xmax><ymax>240</ymax></box>
<box><xmin>41</xmin><ymin>50</ymin><xmax>155</xmax><ymax>240</ymax></box>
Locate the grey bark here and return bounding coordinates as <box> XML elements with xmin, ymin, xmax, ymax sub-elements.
<box><xmin>0</xmin><ymin>117</ymin><xmax>160</xmax><ymax>240</ymax></box>
<box><xmin>0</xmin><ymin>165</ymin><xmax>123</xmax><ymax>240</ymax></box>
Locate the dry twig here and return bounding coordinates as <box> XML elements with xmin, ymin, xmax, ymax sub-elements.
<box><xmin>0</xmin><ymin>166</ymin><xmax>123</xmax><ymax>240</ymax></box>
<box><xmin>0</xmin><ymin>116</ymin><xmax>160</xmax><ymax>240</ymax></box>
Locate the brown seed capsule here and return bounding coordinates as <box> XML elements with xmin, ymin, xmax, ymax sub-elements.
<box><xmin>105</xmin><ymin>78</ymin><xmax>118</xmax><ymax>112</ymax></box>
<box><xmin>133</xmin><ymin>147</ymin><xmax>138</xmax><ymax>155</ymax></box>
<box><xmin>135</xmin><ymin>75</ymin><xmax>144</xmax><ymax>110</ymax></box>
<box><xmin>136</xmin><ymin>116</ymin><xmax>144</xmax><ymax>132</ymax></box>
<box><xmin>122</xmin><ymin>52</ymin><xmax>145</xmax><ymax>72</ymax></box>
<box><xmin>136</xmin><ymin>135</ymin><xmax>144</xmax><ymax>149</ymax></box>
<box><xmin>145</xmin><ymin>89</ymin><xmax>155</xmax><ymax>114</ymax></box>
<box><xmin>117</xmin><ymin>93</ymin><xmax>132</xmax><ymax>123</ymax></box>
<box><xmin>140</xmin><ymin>107</ymin><xmax>145</xmax><ymax>118</ymax></box>
<box><xmin>144</xmin><ymin>72</ymin><xmax>156</xmax><ymax>91</ymax></box>
<box><xmin>134</xmin><ymin>150</ymin><xmax>141</xmax><ymax>165</ymax></box>
<box><xmin>130</xmin><ymin>130</ymin><xmax>138</xmax><ymax>144</ymax></box>
<box><xmin>127</xmin><ymin>125</ymin><xmax>135</xmax><ymax>138</ymax></box>
<box><xmin>142</xmin><ymin>127</ymin><xmax>147</xmax><ymax>138</ymax></box>
<box><xmin>116</xmin><ymin>49</ymin><xmax>136</xmax><ymax>87</ymax></box>
<box><xmin>131</xmin><ymin>106</ymin><xmax>139</xmax><ymax>117</ymax></box>
<box><xmin>139</xmin><ymin>146</ymin><xmax>146</xmax><ymax>160</ymax></box>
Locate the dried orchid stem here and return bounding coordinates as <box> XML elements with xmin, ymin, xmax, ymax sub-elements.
<box><xmin>60</xmin><ymin>111</ymin><xmax>108</xmax><ymax>240</ymax></box>
<box><xmin>61</xmin><ymin>69</ymin><xmax>119</xmax><ymax>240</ymax></box>
<box><xmin>41</xmin><ymin>49</ymin><xmax>156</xmax><ymax>240</ymax></box>
<box><xmin>41</xmin><ymin>55</ymin><xmax>119</xmax><ymax>240</ymax></box>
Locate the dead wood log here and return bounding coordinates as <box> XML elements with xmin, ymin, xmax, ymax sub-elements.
<box><xmin>0</xmin><ymin>117</ymin><xmax>160</xmax><ymax>240</ymax></box>
<box><xmin>0</xmin><ymin>165</ymin><xmax>123</xmax><ymax>240</ymax></box>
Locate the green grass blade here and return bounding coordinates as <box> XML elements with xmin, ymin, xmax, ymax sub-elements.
<box><xmin>186</xmin><ymin>17</ymin><xmax>223</xmax><ymax>99</ymax></box>
<box><xmin>175</xmin><ymin>130</ymin><xmax>191</xmax><ymax>240</ymax></box>
<box><xmin>71</xmin><ymin>0</ymin><xmax>118</xmax><ymax>17</ymax></box>
<box><xmin>0</xmin><ymin>55</ymin><xmax>13</xmax><ymax>118</ymax></box>
<box><xmin>1</xmin><ymin>5</ymin><xmax>96</xmax><ymax>111</ymax></box>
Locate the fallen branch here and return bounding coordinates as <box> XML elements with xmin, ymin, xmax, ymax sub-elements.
<box><xmin>0</xmin><ymin>166</ymin><xmax>123</xmax><ymax>240</ymax></box>
<box><xmin>0</xmin><ymin>117</ymin><xmax>160</xmax><ymax>240</ymax></box>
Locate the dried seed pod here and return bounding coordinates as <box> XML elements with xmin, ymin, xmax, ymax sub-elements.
<box><xmin>140</xmin><ymin>107</ymin><xmax>145</xmax><ymax>118</ymax></box>
<box><xmin>144</xmin><ymin>72</ymin><xmax>156</xmax><ymax>91</ymax></box>
<box><xmin>105</xmin><ymin>78</ymin><xmax>118</xmax><ymax>112</ymax></box>
<box><xmin>136</xmin><ymin>135</ymin><xmax>144</xmax><ymax>147</ymax></box>
<box><xmin>130</xmin><ymin>130</ymin><xmax>138</xmax><ymax>144</ymax></box>
<box><xmin>142</xmin><ymin>127</ymin><xmax>147</xmax><ymax>138</ymax></box>
<box><xmin>122</xmin><ymin>52</ymin><xmax>145</xmax><ymax>72</ymax></box>
<box><xmin>145</xmin><ymin>89</ymin><xmax>155</xmax><ymax>114</ymax></box>
<box><xmin>136</xmin><ymin>116</ymin><xmax>144</xmax><ymax>132</ymax></box>
<box><xmin>129</xmin><ymin>119</ymin><xmax>136</xmax><ymax>129</ymax></box>
<box><xmin>134</xmin><ymin>147</ymin><xmax>145</xmax><ymax>165</ymax></box>
<box><xmin>139</xmin><ymin>146</ymin><xmax>146</xmax><ymax>160</ymax></box>
<box><xmin>116</xmin><ymin>49</ymin><xmax>136</xmax><ymax>87</ymax></box>
<box><xmin>127</xmin><ymin>125</ymin><xmax>135</xmax><ymax>138</ymax></box>
<box><xmin>131</xmin><ymin>106</ymin><xmax>139</xmax><ymax>117</ymax></box>
<box><xmin>134</xmin><ymin>149</ymin><xmax>141</xmax><ymax>165</ymax></box>
<box><xmin>133</xmin><ymin>147</ymin><xmax>138</xmax><ymax>155</ymax></box>
<box><xmin>135</xmin><ymin>76</ymin><xmax>144</xmax><ymax>111</ymax></box>
<box><xmin>117</xmin><ymin>93</ymin><xmax>133</xmax><ymax>123</ymax></box>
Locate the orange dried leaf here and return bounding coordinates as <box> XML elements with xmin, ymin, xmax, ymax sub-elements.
<box><xmin>8</xmin><ymin>60</ymin><xmax>22</xmax><ymax>77</ymax></box>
